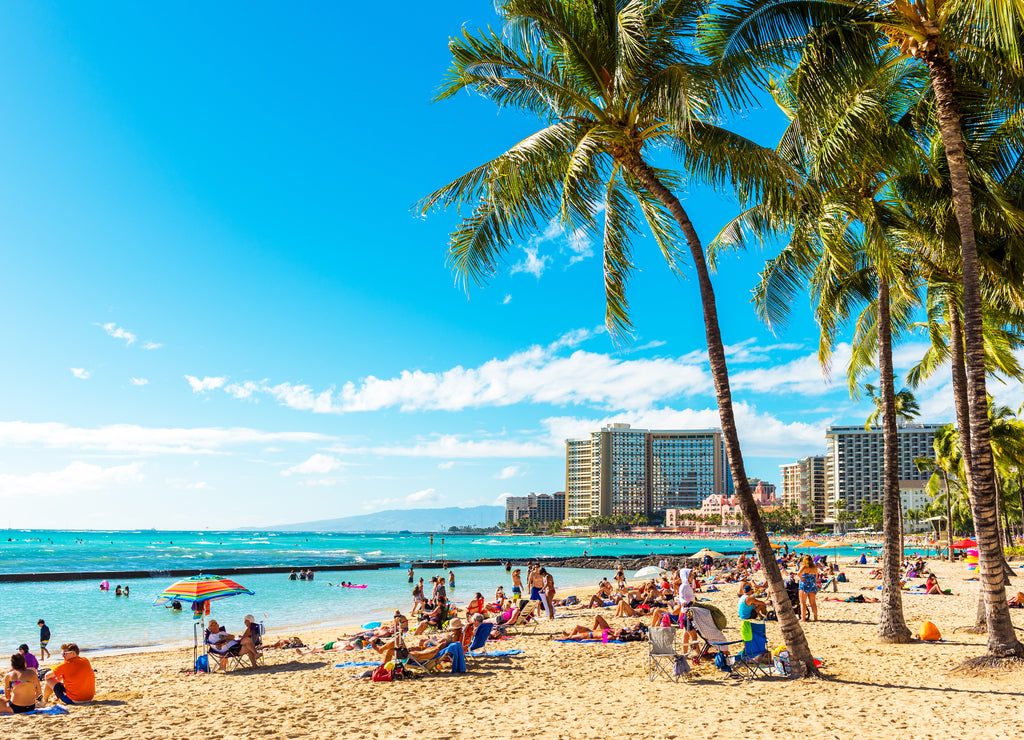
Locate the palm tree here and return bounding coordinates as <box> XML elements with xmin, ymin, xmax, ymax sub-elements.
<box><xmin>418</xmin><ymin>0</ymin><xmax>817</xmax><ymax>676</ymax></box>
<box><xmin>715</xmin><ymin>46</ymin><xmax>922</xmax><ymax>642</ymax></box>
<box><xmin>701</xmin><ymin>0</ymin><xmax>1024</xmax><ymax>663</ymax></box>
<box><xmin>915</xmin><ymin>423</ymin><xmax>961</xmax><ymax>560</ymax></box>
<box><xmin>863</xmin><ymin>382</ymin><xmax>920</xmax><ymax>430</ymax></box>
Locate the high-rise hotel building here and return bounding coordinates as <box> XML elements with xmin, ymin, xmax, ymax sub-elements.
<box><xmin>824</xmin><ymin>424</ymin><xmax>943</xmax><ymax>513</ymax></box>
<box><xmin>780</xmin><ymin>456</ymin><xmax>827</xmax><ymax>523</ymax></box>
<box><xmin>565</xmin><ymin>423</ymin><xmax>733</xmax><ymax>520</ymax></box>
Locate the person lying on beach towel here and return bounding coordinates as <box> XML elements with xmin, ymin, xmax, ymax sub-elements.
<box><xmin>558</xmin><ymin>619</ymin><xmax>646</xmax><ymax>643</ymax></box>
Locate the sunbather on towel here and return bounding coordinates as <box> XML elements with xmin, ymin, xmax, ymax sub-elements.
<box><xmin>559</xmin><ymin>619</ymin><xmax>646</xmax><ymax>642</ymax></box>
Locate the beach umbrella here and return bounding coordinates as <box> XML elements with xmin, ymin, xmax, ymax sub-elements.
<box><xmin>815</xmin><ymin>540</ymin><xmax>851</xmax><ymax>564</ymax></box>
<box><xmin>767</xmin><ymin>543</ymin><xmax>784</xmax><ymax>549</ymax></box>
<box><xmin>153</xmin><ymin>574</ymin><xmax>254</xmax><ymax>605</ymax></box>
<box><xmin>795</xmin><ymin>539</ymin><xmax>822</xmax><ymax>549</ymax></box>
<box><xmin>690</xmin><ymin>548</ymin><xmax>724</xmax><ymax>560</ymax></box>
<box><xmin>633</xmin><ymin>565</ymin><xmax>665</xmax><ymax>580</ymax></box>
<box><xmin>153</xmin><ymin>574</ymin><xmax>254</xmax><ymax>671</ymax></box>
<box><xmin>950</xmin><ymin>538</ymin><xmax>977</xmax><ymax>550</ymax></box>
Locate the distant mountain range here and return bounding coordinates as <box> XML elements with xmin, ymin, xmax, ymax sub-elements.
<box><xmin>249</xmin><ymin>505</ymin><xmax>505</xmax><ymax>533</ymax></box>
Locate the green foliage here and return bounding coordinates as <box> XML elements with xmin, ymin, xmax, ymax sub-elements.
<box><xmin>858</xmin><ymin>503</ymin><xmax>884</xmax><ymax>530</ymax></box>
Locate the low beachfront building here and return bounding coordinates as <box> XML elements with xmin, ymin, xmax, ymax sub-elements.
<box><xmin>665</xmin><ymin>481</ymin><xmax>778</xmax><ymax>531</ymax></box>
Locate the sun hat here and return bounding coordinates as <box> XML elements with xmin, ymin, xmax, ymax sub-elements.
<box><xmin>448</xmin><ymin>617</ymin><xmax>464</xmax><ymax>630</ymax></box>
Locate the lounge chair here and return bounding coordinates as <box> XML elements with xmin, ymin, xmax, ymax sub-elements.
<box><xmin>408</xmin><ymin>642</ymin><xmax>467</xmax><ymax>674</ymax></box>
<box><xmin>466</xmin><ymin>622</ymin><xmax>495</xmax><ymax>665</ymax></box>
<box><xmin>228</xmin><ymin>621</ymin><xmax>266</xmax><ymax>670</ymax></box>
<box><xmin>647</xmin><ymin>626</ymin><xmax>683</xmax><ymax>682</ymax></box>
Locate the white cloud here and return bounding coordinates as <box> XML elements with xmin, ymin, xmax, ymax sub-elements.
<box><xmin>101</xmin><ymin>322</ymin><xmax>137</xmax><ymax>346</ymax></box>
<box><xmin>336</xmin><ymin>435</ymin><xmax>561</xmax><ymax>459</ymax></box>
<box><xmin>0</xmin><ymin>421</ymin><xmax>331</xmax><ymax>456</ymax></box>
<box><xmin>502</xmin><ymin>294</ymin><xmax>511</xmax><ymax>305</ymax></box>
<box><xmin>565</xmin><ymin>228</ymin><xmax>593</xmax><ymax>265</ymax></box>
<box><xmin>723</xmin><ymin>338</ymin><xmax>804</xmax><ymax>364</ymax></box>
<box><xmin>406</xmin><ymin>487</ymin><xmax>441</xmax><ymax>504</ymax></box>
<box><xmin>0</xmin><ymin>461</ymin><xmax>144</xmax><ymax>497</ymax></box>
<box><xmin>438</xmin><ymin>461</ymin><xmax>456</xmax><ymax>469</ymax></box>
<box><xmin>510</xmin><ymin>245</ymin><xmax>550</xmax><ymax>278</ymax></box>
<box><xmin>186</xmin><ymin>375</ymin><xmax>227</xmax><ymax>392</ymax></box>
<box><xmin>142</xmin><ymin>341</ymin><xmax>163</xmax><ymax>350</ymax></box>
<box><xmin>194</xmin><ymin>328</ymin><xmax>711</xmax><ymax>415</ymax></box>
<box><xmin>496</xmin><ymin>465</ymin><xmax>521</xmax><ymax>479</ymax></box>
<box><xmin>731</xmin><ymin>344</ymin><xmax>852</xmax><ymax>395</ymax></box>
<box><xmin>71</xmin><ymin>368</ymin><xmax>90</xmax><ymax>380</ymax></box>
<box><xmin>493</xmin><ymin>492</ymin><xmax>514</xmax><ymax>505</ymax></box>
<box><xmin>282</xmin><ymin>453</ymin><xmax>344</xmax><ymax>476</ymax></box>
<box><xmin>129</xmin><ymin>377</ymin><xmax>149</xmax><ymax>386</ymax></box>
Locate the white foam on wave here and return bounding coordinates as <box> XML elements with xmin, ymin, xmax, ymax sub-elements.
<box><xmin>365</xmin><ymin>550</ymin><xmax>384</xmax><ymax>556</ymax></box>
<box><xmin>353</xmin><ymin>556</ymin><xmax>367</xmax><ymax>562</ymax></box>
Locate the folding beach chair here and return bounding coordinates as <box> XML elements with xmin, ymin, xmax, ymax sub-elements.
<box><xmin>725</xmin><ymin>621</ymin><xmax>773</xmax><ymax>679</ymax></box>
<box><xmin>467</xmin><ymin>622</ymin><xmax>495</xmax><ymax>665</ymax></box>
<box><xmin>647</xmin><ymin>626</ymin><xmax>682</xmax><ymax>682</ymax></box>
<box><xmin>687</xmin><ymin>606</ymin><xmax>742</xmax><ymax>663</ymax></box>
<box><xmin>228</xmin><ymin>621</ymin><xmax>266</xmax><ymax>670</ymax></box>
<box><xmin>504</xmin><ymin>600</ymin><xmax>537</xmax><ymax>636</ymax></box>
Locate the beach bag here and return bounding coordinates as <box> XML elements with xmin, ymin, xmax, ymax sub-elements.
<box><xmin>837</xmin><ymin>573</ymin><xmax>847</xmax><ymax>583</ymax></box>
<box><xmin>194</xmin><ymin>654</ymin><xmax>208</xmax><ymax>673</ymax></box>
<box><xmin>919</xmin><ymin>621</ymin><xmax>942</xmax><ymax>642</ymax></box>
<box><xmin>714</xmin><ymin>652</ymin><xmax>732</xmax><ymax>673</ymax></box>
<box><xmin>674</xmin><ymin>655</ymin><xmax>690</xmax><ymax>676</ymax></box>
<box><xmin>565</xmin><ymin>595</ymin><xmax>579</xmax><ymax>605</ymax></box>
<box><xmin>371</xmin><ymin>664</ymin><xmax>393</xmax><ymax>682</ymax></box>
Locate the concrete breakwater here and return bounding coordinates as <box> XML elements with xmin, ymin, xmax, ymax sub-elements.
<box><xmin>504</xmin><ymin>552</ymin><xmax>748</xmax><ymax>571</ymax></box>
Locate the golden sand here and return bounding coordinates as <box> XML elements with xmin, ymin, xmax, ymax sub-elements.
<box><xmin>9</xmin><ymin>559</ymin><xmax>1023</xmax><ymax>739</ymax></box>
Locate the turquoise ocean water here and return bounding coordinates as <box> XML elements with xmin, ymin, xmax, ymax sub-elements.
<box><xmin>0</xmin><ymin>530</ymin><xmax>878</xmax><ymax>656</ymax></box>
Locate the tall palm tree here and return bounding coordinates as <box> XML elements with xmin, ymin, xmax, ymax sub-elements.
<box><xmin>715</xmin><ymin>46</ymin><xmax>923</xmax><ymax>642</ymax></box>
<box><xmin>915</xmin><ymin>423</ymin><xmax>961</xmax><ymax>560</ymax></box>
<box><xmin>701</xmin><ymin>0</ymin><xmax>1024</xmax><ymax>662</ymax></box>
<box><xmin>418</xmin><ymin>0</ymin><xmax>817</xmax><ymax>676</ymax></box>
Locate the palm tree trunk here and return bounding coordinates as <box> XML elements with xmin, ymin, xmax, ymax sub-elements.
<box><xmin>942</xmin><ymin>471</ymin><xmax>953</xmax><ymax>563</ymax></box>
<box><xmin>1018</xmin><ymin>472</ymin><xmax>1024</xmax><ymax>544</ymax></box>
<box><xmin>948</xmin><ymin>301</ymin><xmax>973</xmax><ymax>490</ymax></box>
<box><xmin>877</xmin><ymin>277</ymin><xmax>911</xmax><ymax>643</ymax></box>
<box><xmin>619</xmin><ymin>150</ymin><xmax>818</xmax><ymax>677</ymax></box>
<box><xmin>927</xmin><ymin>57</ymin><xmax>1023</xmax><ymax>658</ymax></box>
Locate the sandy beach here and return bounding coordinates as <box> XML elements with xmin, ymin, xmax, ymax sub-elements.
<box><xmin>6</xmin><ymin>558</ymin><xmax>1023</xmax><ymax>740</ymax></box>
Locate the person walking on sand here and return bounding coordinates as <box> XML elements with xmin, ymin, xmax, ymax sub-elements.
<box><xmin>37</xmin><ymin>620</ymin><xmax>50</xmax><ymax>661</ymax></box>
<box><xmin>511</xmin><ymin>568</ymin><xmax>523</xmax><ymax>599</ymax></box>
<box><xmin>543</xmin><ymin>568</ymin><xmax>556</xmax><ymax>619</ymax></box>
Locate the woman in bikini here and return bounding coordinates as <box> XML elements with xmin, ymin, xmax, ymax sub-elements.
<box><xmin>2</xmin><ymin>652</ymin><xmax>42</xmax><ymax>714</ymax></box>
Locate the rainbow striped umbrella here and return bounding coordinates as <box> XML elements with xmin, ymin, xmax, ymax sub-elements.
<box><xmin>153</xmin><ymin>574</ymin><xmax>254</xmax><ymax>605</ymax></box>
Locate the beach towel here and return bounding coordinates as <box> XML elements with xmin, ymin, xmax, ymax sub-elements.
<box><xmin>1</xmin><ymin>705</ymin><xmax>69</xmax><ymax>717</ymax></box>
<box><xmin>438</xmin><ymin>642</ymin><xmax>466</xmax><ymax>673</ymax></box>
<box><xmin>335</xmin><ymin>661</ymin><xmax>382</xmax><ymax>668</ymax></box>
<box><xmin>554</xmin><ymin>639</ymin><xmax>628</xmax><ymax>644</ymax></box>
<box><xmin>469</xmin><ymin>649</ymin><xmax>523</xmax><ymax>657</ymax></box>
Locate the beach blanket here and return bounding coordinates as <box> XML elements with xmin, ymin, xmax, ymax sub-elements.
<box><xmin>469</xmin><ymin>649</ymin><xmax>523</xmax><ymax>657</ymax></box>
<box><xmin>554</xmin><ymin>639</ymin><xmax>628</xmax><ymax>644</ymax></box>
<box><xmin>1</xmin><ymin>705</ymin><xmax>69</xmax><ymax>717</ymax></box>
<box><xmin>335</xmin><ymin>661</ymin><xmax>382</xmax><ymax>668</ymax></box>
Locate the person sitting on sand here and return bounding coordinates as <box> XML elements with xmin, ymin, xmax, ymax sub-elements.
<box><xmin>494</xmin><ymin>586</ymin><xmax>506</xmax><ymax>605</ymax></box>
<box><xmin>648</xmin><ymin>603</ymin><xmax>682</xmax><ymax>628</ymax></box>
<box><xmin>738</xmin><ymin>584</ymin><xmax>769</xmax><ymax>620</ymax></box>
<box><xmin>42</xmin><ymin>644</ymin><xmax>94</xmax><ymax>705</ymax></box>
<box><xmin>206</xmin><ymin>620</ymin><xmax>259</xmax><ymax>670</ymax></box>
<box><xmin>925</xmin><ymin>574</ymin><xmax>947</xmax><ymax>595</ymax></box>
<box><xmin>2</xmin><ymin>652</ymin><xmax>43</xmax><ymax>714</ymax></box>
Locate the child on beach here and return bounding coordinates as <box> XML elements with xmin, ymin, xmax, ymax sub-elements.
<box><xmin>37</xmin><ymin>620</ymin><xmax>50</xmax><ymax>661</ymax></box>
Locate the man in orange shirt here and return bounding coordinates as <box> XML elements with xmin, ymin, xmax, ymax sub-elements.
<box><xmin>43</xmin><ymin>643</ymin><xmax>95</xmax><ymax>704</ymax></box>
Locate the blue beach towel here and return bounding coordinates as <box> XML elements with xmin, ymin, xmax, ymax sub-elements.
<box><xmin>1</xmin><ymin>705</ymin><xmax>69</xmax><ymax>717</ymax></box>
<box><xmin>335</xmin><ymin>661</ymin><xmax>382</xmax><ymax>668</ymax></box>
<box><xmin>438</xmin><ymin>642</ymin><xmax>466</xmax><ymax>673</ymax></box>
<box><xmin>470</xmin><ymin>649</ymin><xmax>523</xmax><ymax>657</ymax></box>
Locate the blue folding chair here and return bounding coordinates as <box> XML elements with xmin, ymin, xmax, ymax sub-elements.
<box><xmin>726</xmin><ymin>621</ymin><xmax>773</xmax><ymax>679</ymax></box>
<box><xmin>467</xmin><ymin>622</ymin><xmax>495</xmax><ymax>664</ymax></box>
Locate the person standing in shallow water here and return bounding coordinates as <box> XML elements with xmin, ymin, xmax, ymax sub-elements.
<box><xmin>408</xmin><ymin>567</ymin><xmax>414</xmax><ymax>584</ymax></box>
<box><xmin>448</xmin><ymin>569</ymin><xmax>455</xmax><ymax>591</ymax></box>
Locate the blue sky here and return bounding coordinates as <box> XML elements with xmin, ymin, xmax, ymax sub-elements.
<box><xmin>0</xmin><ymin>2</ymin><xmax>1000</xmax><ymax>530</ymax></box>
